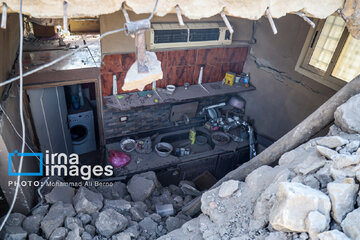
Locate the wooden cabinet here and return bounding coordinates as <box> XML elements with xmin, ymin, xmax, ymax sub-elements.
<box><xmin>179</xmin><ymin>156</ymin><xmax>217</xmax><ymax>181</ymax></box>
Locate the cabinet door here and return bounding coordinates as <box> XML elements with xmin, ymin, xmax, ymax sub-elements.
<box><xmin>179</xmin><ymin>156</ymin><xmax>217</xmax><ymax>181</ymax></box>
<box><xmin>215</xmin><ymin>152</ymin><xmax>236</xmax><ymax>179</ymax></box>
<box><xmin>156</xmin><ymin>167</ymin><xmax>182</xmax><ymax>186</ymax></box>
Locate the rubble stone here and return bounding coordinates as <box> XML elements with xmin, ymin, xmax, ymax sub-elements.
<box><xmin>341</xmin><ymin>207</ymin><xmax>360</xmax><ymax>240</ymax></box>
<box><xmin>344</xmin><ymin>140</ymin><xmax>360</xmax><ymax>153</ymax></box>
<box><xmin>0</xmin><ymin>225</ymin><xmax>27</xmax><ymax>240</ymax></box>
<box><xmin>165</xmin><ymin>217</ymin><xmax>184</xmax><ymax>232</ymax></box>
<box><xmin>103</xmin><ymin>199</ymin><xmax>131</xmax><ymax>214</ymax></box>
<box><xmin>49</xmin><ymin>227</ymin><xmax>68</xmax><ymax>240</ymax></box>
<box><xmin>218</xmin><ymin>180</ymin><xmax>239</xmax><ymax>198</ymax></box>
<box><xmin>81</xmin><ymin>232</ymin><xmax>92</xmax><ymax>240</ymax></box>
<box><xmin>5</xmin><ymin>213</ymin><xmax>26</xmax><ymax>226</ymax></box>
<box><xmin>331</xmin><ymin>154</ymin><xmax>360</xmax><ymax>169</ymax></box>
<box><xmin>45</xmin><ymin>186</ymin><xmax>75</xmax><ymax>204</ymax></box>
<box><xmin>77</xmin><ymin>213</ymin><xmax>91</xmax><ymax>225</ymax></box>
<box><xmin>84</xmin><ymin>224</ymin><xmax>96</xmax><ymax>237</ymax></box>
<box><xmin>112</xmin><ymin>232</ymin><xmax>132</xmax><ymax>240</ymax></box>
<box><xmin>139</xmin><ymin>217</ymin><xmax>158</xmax><ymax>234</ymax></box>
<box><xmin>32</xmin><ymin>205</ymin><xmax>49</xmax><ymax>216</ymax></box>
<box><xmin>97</xmin><ymin>181</ymin><xmax>128</xmax><ymax>200</ymax></box>
<box><xmin>64</xmin><ymin>216</ymin><xmax>84</xmax><ymax>233</ymax></box>
<box><xmin>305</xmin><ymin>211</ymin><xmax>328</xmax><ymax>239</ymax></box>
<box><xmin>318</xmin><ymin>230</ymin><xmax>351</xmax><ymax>240</ymax></box>
<box><xmin>315</xmin><ymin>164</ymin><xmax>333</xmax><ymax>189</ymax></box>
<box><xmin>316</xmin><ymin>136</ymin><xmax>349</xmax><ymax>149</ymax></box>
<box><xmin>95</xmin><ymin>208</ymin><xmax>128</xmax><ymax>237</ymax></box>
<box><xmin>317</xmin><ymin>145</ymin><xmax>338</xmax><ymax>159</ymax></box>
<box><xmin>294</xmin><ymin>151</ymin><xmax>326</xmax><ymax>175</ymax></box>
<box><xmin>73</xmin><ymin>187</ymin><xmax>103</xmax><ymax>214</ymax></box>
<box><xmin>269</xmin><ymin>182</ymin><xmax>331</xmax><ymax>232</ymax></box>
<box><xmin>65</xmin><ymin>229</ymin><xmax>81</xmax><ymax>240</ymax></box>
<box><xmin>41</xmin><ymin>202</ymin><xmax>75</xmax><ymax>239</ymax></box>
<box><xmin>327</xmin><ymin>178</ymin><xmax>359</xmax><ymax>223</ymax></box>
<box><xmin>334</xmin><ymin>94</ymin><xmax>360</xmax><ymax>134</ymax></box>
<box><xmin>180</xmin><ymin>183</ymin><xmax>201</xmax><ymax>197</ymax></box>
<box><xmin>28</xmin><ymin>233</ymin><xmax>45</xmax><ymax>240</ymax></box>
<box><xmin>22</xmin><ymin>214</ymin><xmax>43</xmax><ymax>234</ymax></box>
<box><xmin>127</xmin><ymin>175</ymin><xmax>155</xmax><ymax>201</ymax></box>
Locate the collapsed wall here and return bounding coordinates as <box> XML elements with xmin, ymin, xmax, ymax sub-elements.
<box><xmin>159</xmin><ymin>94</ymin><xmax>360</xmax><ymax>240</ymax></box>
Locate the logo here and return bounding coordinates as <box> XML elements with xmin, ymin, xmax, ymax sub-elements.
<box><xmin>8</xmin><ymin>150</ymin><xmax>113</xmax><ymax>180</ymax></box>
<box><xmin>8</xmin><ymin>151</ymin><xmax>43</xmax><ymax>176</ymax></box>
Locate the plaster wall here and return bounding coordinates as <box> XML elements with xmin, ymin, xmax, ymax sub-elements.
<box><xmin>241</xmin><ymin>14</ymin><xmax>336</xmax><ymax>140</ymax></box>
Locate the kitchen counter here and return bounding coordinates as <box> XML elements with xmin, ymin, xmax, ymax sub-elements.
<box><xmin>106</xmin><ymin>127</ymin><xmax>249</xmax><ymax>178</ymax></box>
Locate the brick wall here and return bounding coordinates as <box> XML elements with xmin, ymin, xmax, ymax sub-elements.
<box><xmin>100</xmin><ymin>47</ymin><xmax>248</xmax><ymax>96</ymax></box>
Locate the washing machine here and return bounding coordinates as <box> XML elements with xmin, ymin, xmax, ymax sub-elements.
<box><xmin>68</xmin><ymin>109</ymin><xmax>96</xmax><ymax>155</ymax></box>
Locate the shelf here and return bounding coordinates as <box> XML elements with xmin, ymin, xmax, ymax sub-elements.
<box><xmin>104</xmin><ymin>81</ymin><xmax>255</xmax><ymax>111</ymax></box>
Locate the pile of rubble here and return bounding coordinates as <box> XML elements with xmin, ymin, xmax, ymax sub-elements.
<box><xmin>0</xmin><ymin>171</ymin><xmax>198</xmax><ymax>240</ymax></box>
<box><xmin>158</xmin><ymin>93</ymin><xmax>360</xmax><ymax>240</ymax></box>
<box><xmin>2</xmin><ymin>93</ymin><xmax>360</xmax><ymax>240</ymax></box>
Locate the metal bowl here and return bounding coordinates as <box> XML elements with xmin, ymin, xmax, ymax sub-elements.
<box><xmin>155</xmin><ymin>142</ymin><xmax>173</xmax><ymax>157</ymax></box>
<box><xmin>120</xmin><ymin>139</ymin><xmax>136</xmax><ymax>153</ymax></box>
<box><xmin>211</xmin><ymin>132</ymin><xmax>230</xmax><ymax>145</ymax></box>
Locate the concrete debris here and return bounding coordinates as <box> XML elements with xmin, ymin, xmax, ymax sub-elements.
<box><xmin>73</xmin><ymin>187</ymin><xmax>104</xmax><ymax>214</ymax></box>
<box><xmin>127</xmin><ymin>174</ymin><xmax>156</xmax><ymax>201</ymax></box>
<box><xmin>317</xmin><ymin>145</ymin><xmax>338</xmax><ymax>159</ymax></box>
<box><xmin>180</xmin><ymin>183</ymin><xmax>201</xmax><ymax>197</ymax></box>
<box><xmin>0</xmin><ymin>225</ymin><xmax>28</xmax><ymax>240</ymax></box>
<box><xmin>103</xmin><ymin>199</ymin><xmax>131</xmax><ymax>214</ymax></box>
<box><xmin>22</xmin><ymin>214</ymin><xmax>43</xmax><ymax>234</ymax></box>
<box><xmin>316</xmin><ymin>136</ymin><xmax>349</xmax><ymax>149</ymax></box>
<box><xmin>95</xmin><ymin>209</ymin><xmax>128</xmax><ymax>238</ymax></box>
<box><xmin>49</xmin><ymin>227</ymin><xmax>67</xmax><ymax>240</ymax></box>
<box><xmin>305</xmin><ymin>211</ymin><xmax>328</xmax><ymax>239</ymax></box>
<box><xmin>97</xmin><ymin>181</ymin><xmax>128</xmax><ymax>200</ymax></box>
<box><xmin>4</xmin><ymin>213</ymin><xmax>26</xmax><ymax>226</ymax></box>
<box><xmin>218</xmin><ymin>180</ymin><xmax>239</xmax><ymax>198</ymax></box>
<box><xmin>29</xmin><ymin>233</ymin><xmax>45</xmax><ymax>240</ymax></box>
<box><xmin>341</xmin><ymin>207</ymin><xmax>360</xmax><ymax>240</ymax></box>
<box><xmin>318</xmin><ymin>230</ymin><xmax>351</xmax><ymax>240</ymax></box>
<box><xmin>327</xmin><ymin>178</ymin><xmax>359</xmax><ymax>224</ymax></box>
<box><xmin>45</xmin><ymin>186</ymin><xmax>75</xmax><ymax>204</ymax></box>
<box><xmin>40</xmin><ymin>202</ymin><xmax>75</xmax><ymax>239</ymax></box>
<box><xmin>335</xmin><ymin>94</ymin><xmax>360</xmax><ymax>134</ymax></box>
<box><xmin>331</xmin><ymin>154</ymin><xmax>360</xmax><ymax>169</ymax></box>
<box><xmin>32</xmin><ymin>205</ymin><xmax>49</xmax><ymax>216</ymax></box>
<box><xmin>269</xmin><ymin>182</ymin><xmax>331</xmax><ymax>232</ymax></box>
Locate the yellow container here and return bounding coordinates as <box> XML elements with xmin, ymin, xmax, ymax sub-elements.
<box><xmin>189</xmin><ymin>128</ymin><xmax>196</xmax><ymax>145</ymax></box>
<box><xmin>224</xmin><ymin>72</ymin><xmax>235</xmax><ymax>86</ymax></box>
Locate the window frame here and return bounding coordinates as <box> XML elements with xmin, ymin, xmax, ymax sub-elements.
<box><xmin>295</xmin><ymin>17</ymin><xmax>349</xmax><ymax>90</ymax></box>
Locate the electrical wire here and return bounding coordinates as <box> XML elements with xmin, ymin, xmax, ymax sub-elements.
<box><xmin>0</xmin><ymin>0</ymin><xmax>25</xmax><ymax>232</ymax></box>
<box><xmin>148</xmin><ymin>0</ymin><xmax>158</xmax><ymax>20</ymax></box>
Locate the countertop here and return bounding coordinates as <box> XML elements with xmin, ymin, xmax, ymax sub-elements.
<box><xmin>106</xmin><ymin>127</ymin><xmax>249</xmax><ymax>177</ymax></box>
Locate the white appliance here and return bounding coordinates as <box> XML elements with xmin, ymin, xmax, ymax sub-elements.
<box><xmin>68</xmin><ymin>109</ymin><xmax>96</xmax><ymax>155</ymax></box>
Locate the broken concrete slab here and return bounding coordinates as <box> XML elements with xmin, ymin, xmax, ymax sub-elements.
<box><xmin>269</xmin><ymin>182</ymin><xmax>331</xmax><ymax>232</ymax></box>
<box><xmin>316</xmin><ymin>136</ymin><xmax>349</xmax><ymax>149</ymax></box>
<box><xmin>294</xmin><ymin>151</ymin><xmax>326</xmax><ymax>175</ymax></box>
<box><xmin>73</xmin><ymin>187</ymin><xmax>104</xmax><ymax>214</ymax></box>
<box><xmin>40</xmin><ymin>202</ymin><xmax>75</xmax><ymax>239</ymax></box>
<box><xmin>45</xmin><ymin>186</ymin><xmax>75</xmax><ymax>204</ymax></box>
<box><xmin>22</xmin><ymin>214</ymin><xmax>43</xmax><ymax>234</ymax></box>
<box><xmin>305</xmin><ymin>210</ymin><xmax>328</xmax><ymax>239</ymax></box>
<box><xmin>318</xmin><ymin>230</ymin><xmax>351</xmax><ymax>240</ymax></box>
<box><xmin>0</xmin><ymin>225</ymin><xmax>27</xmax><ymax>240</ymax></box>
<box><xmin>341</xmin><ymin>207</ymin><xmax>360</xmax><ymax>240</ymax></box>
<box><xmin>103</xmin><ymin>199</ymin><xmax>132</xmax><ymax>214</ymax></box>
<box><xmin>95</xmin><ymin>208</ymin><xmax>128</xmax><ymax>238</ymax></box>
<box><xmin>218</xmin><ymin>180</ymin><xmax>239</xmax><ymax>198</ymax></box>
<box><xmin>127</xmin><ymin>175</ymin><xmax>155</xmax><ymax>201</ymax></box>
<box><xmin>327</xmin><ymin>178</ymin><xmax>359</xmax><ymax>224</ymax></box>
<box><xmin>317</xmin><ymin>145</ymin><xmax>338</xmax><ymax>159</ymax></box>
<box><xmin>335</xmin><ymin>94</ymin><xmax>360</xmax><ymax>134</ymax></box>
<box><xmin>49</xmin><ymin>227</ymin><xmax>68</xmax><ymax>240</ymax></box>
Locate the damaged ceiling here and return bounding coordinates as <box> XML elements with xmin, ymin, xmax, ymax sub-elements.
<box><xmin>1</xmin><ymin>0</ymin><xmax>360</xmax><ymax>39</ymax></box>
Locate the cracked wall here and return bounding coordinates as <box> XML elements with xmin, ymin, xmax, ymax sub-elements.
<box><xmin>241</xmin><ymin>14</ymin><xmax>336</xmax><ymax>140</ymax></box>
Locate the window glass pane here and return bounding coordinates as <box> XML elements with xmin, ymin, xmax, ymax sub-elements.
<box><xmin>332</xmin><ymin>35</ymin><xmax>360</xmax><ymax>82</ymax></box>
<box><xmin>309</xmin><ymin>16</ymin><xmax>346</xmax><ymax>72</ymax></box>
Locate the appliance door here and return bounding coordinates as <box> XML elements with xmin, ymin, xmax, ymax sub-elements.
<box><xmin>70</xmin><ymin>124</ymin><xmax>89</xmax><ymax>145</ymax></box>
<box><xmin>27</xmin><ymin>87</ymin><xmax>73</xmax><ymax>155</ymax></box>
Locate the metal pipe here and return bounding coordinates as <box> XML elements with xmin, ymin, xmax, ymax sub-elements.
<box><xmin>175</xmin><ymin>5</ymin><xmax>184</xmax><ymax>26</ymax></box>
<box><xmin>266</xmin><ymin>7</ymin><xmax>278</xmax><ymax>35</ymax></box>
<box><xmin>1</xmin><ymin>2</ymin><xmax>7</xmax><ymax>29</ymax></box>
<box><xmin>121</xmin><ymin>2</ymin><xmax>131</xmax><ymax>23</ymax></box>
<box><xmin>220</xmin><ymin>10</ymin><xmax>234</xmax><ymax>34</ymax></box>
<box><xmin>295</xmin><ymin>12</ymin><xmax>315</xmax><ymax>28</ymax></box>
<box><xmin>135</xmin><ymin>30</ymin><xmax>148</xmax><ymax>73</ymax></box>
<box><xmin>63</xmin><ymin>1</ymin><xmax>68</xmax><ymax>32</ymax></box>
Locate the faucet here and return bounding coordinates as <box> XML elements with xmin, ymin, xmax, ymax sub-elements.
<box><xmin>199</xmin><ymin>102</ymin><xmax>226</xmax><ymax>116</ymax></box>
<box><xmin>174</xmin><ymin>114</ymin><xmax>190</xmax><ymax>126</ymax></box>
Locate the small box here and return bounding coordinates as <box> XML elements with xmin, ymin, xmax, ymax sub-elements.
<box><xmin>224</xmin><ymin>72</ymin><xmax>235</xmax><ymax>86</ymax></box>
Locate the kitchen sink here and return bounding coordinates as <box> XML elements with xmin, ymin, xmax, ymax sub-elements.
<box><xmin>158</xmin><ymin>128</ymin><xmax>215</xmax><ymax>156</ymax></box>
